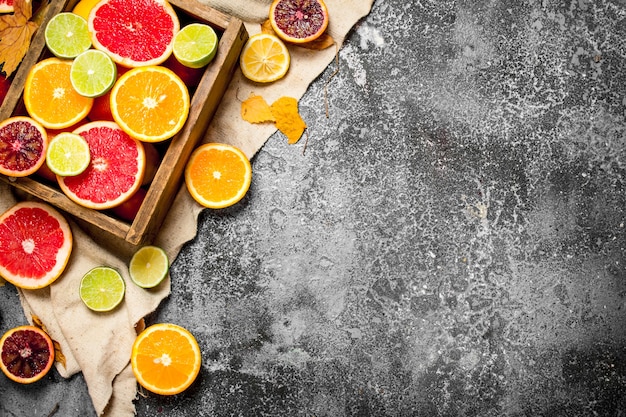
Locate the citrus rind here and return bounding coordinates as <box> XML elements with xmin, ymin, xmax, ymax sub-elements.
<box><xmin>240</xmin><ymin>33</ymin><xmax>290</xmax><ymax>83</ymax></box>
<box><xmin>269</xmin><ymin>0</ymin><xmax>329</xmax><ymax>44</ymax></box>
<box><xmin>0</xmin><ymin>116</ymin><xmax>48</xmax><ymax>177</ymax></box>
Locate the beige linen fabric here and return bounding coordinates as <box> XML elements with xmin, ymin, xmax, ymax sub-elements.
<box><xmin>0</xmin><ymin>0</ymin><xmax>374</xmax><ymax>415</ymax></box>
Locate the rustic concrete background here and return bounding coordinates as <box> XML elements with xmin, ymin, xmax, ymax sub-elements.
<box><xmin>2</xmin><ymin>0</ymin><xmax>626</xmax><ymax>415</ymax></box>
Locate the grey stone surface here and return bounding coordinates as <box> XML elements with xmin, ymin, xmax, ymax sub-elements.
<box><xmin>2</xmin><ymin>0</ymin><xmax>626</xmax><ymax>415</ymax></box>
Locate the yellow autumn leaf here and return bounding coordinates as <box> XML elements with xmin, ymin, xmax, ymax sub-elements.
<box><xmin>0</xmin><ymin>0</ymin><xmax>39</xmax><ymax>76</ymax></box>
<box><xmin>31</xmin><ymin>314</ymin><xmax>67</xmax><ymax>368</ymax></box>
<box><xmin>241</xmin><ymin>94</ymin><xmax>275</xmax><ymax>123</ymax></box>
<box><xmin>270</xmin><ymin>96</ymin><xmax>307</xmax><ymax>144</ymax></box>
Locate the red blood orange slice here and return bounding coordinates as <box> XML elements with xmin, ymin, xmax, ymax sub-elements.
<box><xmin>0</xmin><ymin>325</ymin><xmax>55</xmax><ymax>384</ymax></box>
<box><xmin>0</xmin><ymin>116</ymin><xmax>47</xmax><ymax>177</ymax></box>
<box><xmin>0</xmin><ymin>202</ymin><xmax>73</xmax><ymax>289</ymax></box>
<box><xmin>57</xmin><ymin>121</ymin><xmax>145</xmax><ymax>210</ymax></box>
<box><xmin>269</xmin><ymin>0</ymin><xmax>330</xmax><ymax>44</ymax></box>
<box><xmin>88</xmin><ymin>0</ymin><xmax>180</xmax><ymax>67</ymax></box>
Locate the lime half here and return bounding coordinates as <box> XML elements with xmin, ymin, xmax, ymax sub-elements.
<box><xmin>173</xmin><ymin>23</ymin><xmax>218</xmax><ymax>69</ymax></box>
<box><xmin>46</xmin><ymin>132</ymin><xmax>91</xmax><ymax>176</ymax></box>
<box><xmin>79</xmin><ymin>266</ymin><xmax>126</xmax><ymax>312</ymax></box>
<box><xmin>70</xmin><ymin>49</ymin><xmax>117</xmax><ymax>98</ymax></box>
<box><xmin>44</xmin><ymin>12</ymin><xmax>92</xmax><ymax>59</ymax></box>
<box><xmin>129</xmin><ymin>246</ymin><xmax>169</xmax><ymax>289</ymax></box>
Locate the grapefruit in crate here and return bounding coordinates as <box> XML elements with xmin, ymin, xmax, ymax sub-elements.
<box><xmin>88</xmin><ymin>0</ymin><xmax>179</xmax><ymax>67</ymax></box>
<box><xmin>0</xmin><ymin>202</ymin><xmax>73</xmax><ymax>289</ymax></box>
<box><xmin>57</xmin><ymin>121</ymin><xmax>145</xmax><ymax>210</ymax></box>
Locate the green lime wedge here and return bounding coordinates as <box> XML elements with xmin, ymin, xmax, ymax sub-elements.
<box><xmin>46</xmin><ymin>132</ymin><xmax>91</xmax><ymax>177</ymax></box>
<box><xmin>79</xmin><ymin>266</ymin><xmax>125</xmax><ymax>312</ymax></box>
<box><xmin>70</xmin><ymin>49</ymin><xmax>117</xmax><ymax>98</ymax></box>
<box><xmin>172</xmin><ymin>23</ymin><xmax>218</xmax><ymax>69</ymax></box>
<box><xmin>44</xmin><ymin>12</ymin><xmax>92</xmax><ymax>59</ymax></box>
<box><xmin>129</xmin><ymin>246</ymin><xmax>169</xmax><ymax>289</ymax></box>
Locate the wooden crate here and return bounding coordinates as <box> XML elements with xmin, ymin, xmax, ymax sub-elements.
<box><xmin>0</xmin><ymin>0</ymin><xmax>248</xmax><ymax>245</ymax></box>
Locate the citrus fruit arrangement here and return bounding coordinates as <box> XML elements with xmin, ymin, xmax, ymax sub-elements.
<box><xmin>0</xmin><ymin>325</ymin><xmax>55</xmax><ymax>384</ymax></box>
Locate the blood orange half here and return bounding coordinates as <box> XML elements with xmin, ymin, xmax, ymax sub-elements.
<box><xmin>57</xmin><ymin>121</ymin><xmax>145</xmax><ymax>210</ymax></box>
<box><xmin>0</xmin><ymin>202</ymin><xmax>73</xmax><ymax>289</ymax></box>
<box><xmin>269</xmin><ymin>0</ymin><xmax>329</xmax><ymax>44</ymax></box>
<box><xmin>0</xmin><ymin>325</ymin><xmax>55</xmax><ymax>384</ymax></box>
<box><xmin>0</xmin><ymin>116</ymin><xmax>47</xmax><ymax>177</ymax></box>
<box><xmin>88</xmin><ymin>0</ymin><xmax>180</xmax><ymax>67</ymax></box>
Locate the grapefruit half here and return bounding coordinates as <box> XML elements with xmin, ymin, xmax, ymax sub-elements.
<box><xmin>88</xmin><ymin>0</ymin><xmax>180</xmax><ymax>67</ymax></box>
<box><xmin>57</xmin><ymin>121</ymin><xmax>145</xmax><ymax>210</ymax></box>
<box><xmin>0</xmin><ymin>202</ymin><xmax>73</xmax><ymax>289</ymax></box>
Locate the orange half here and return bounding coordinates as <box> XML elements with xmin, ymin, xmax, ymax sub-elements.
<box><xmin>24</xmin><ymin>58</ymin><xmax>93</xmax><ymax>130</ymax></box>
<box><xmin>0</xmin><ymin>325</ymin><xmax>55</xmax><ymax>384</ymax></box>
<box><xmin>184</xmin><ymin>143</ymin><xmax>252</xmax><ymax>209</ymax></box>
<box><xmin>110</xmin><ymin>66</ymin><xmax>190</xmax><ymax>142</ymax></box>
<box><xmin>131</xmin><ymin>323</ymin><xmax>201</xmax><ymax>395</ymax></box>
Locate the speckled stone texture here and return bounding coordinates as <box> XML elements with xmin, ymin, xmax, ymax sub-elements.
<box><xmin>2</xmin><ymin>0</ymin><xmax>626</xmax><ymax>416</ymax></box>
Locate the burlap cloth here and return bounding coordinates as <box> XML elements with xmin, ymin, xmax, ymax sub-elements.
<box><xmin>0</xmin><ymin>0</ymin><xmax>373</xmax><ymax>415</ymax></box>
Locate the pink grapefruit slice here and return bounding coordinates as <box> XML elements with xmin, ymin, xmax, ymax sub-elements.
<box><xmin>88</xmin><ymin>0</ymin><xmax>180</xmax><ymax>67</ymax></box>
<box><xmin>0</xmin><ymin>116</ymin><xmax>47</xmax><ymax>177</ymax></box>
<box><xmin>0</xmin><ymin>202</ymin><xmax>73</xmax><ymax>289</ymax></box>
<box><xmin>57</xmin><ymin>121</ymin><xmax>145</xmax><ymax>210</ymax></box>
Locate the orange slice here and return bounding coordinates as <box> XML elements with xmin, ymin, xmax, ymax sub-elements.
<box><xmin>110</xmin><ymin>66</ymin><xmax>190</xmax><ymax>142</ymax></box>
<box><xmin>184</xmin><ymin>143</ymin><xmax>252</xmax><ymax>209</ymax></box>
<box><xmin>131</xmin><ymin>323</ymin><xmax>201</xmax><ymax>395</ymax></box>
<box><xmin>24</xmin><ymin>58</ymin><xmax>93</xmax><ymax>130</ymax></box>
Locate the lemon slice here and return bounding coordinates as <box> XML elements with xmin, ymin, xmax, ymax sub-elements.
<box><xmin>44</xmin><ymin>12</ymin><xmax>92</xmax><ymax>59</ymax></box>
<box><xmin>173</xmin><ymin>23</ymin><xmax>218</xmax><ymax>69</ymax></box>
<box><xmin>79</xmin><ymin>266</ymin><xmax>125</xmax><ymax>312</ymax></box>
<box><xmin>70</xmin><ymin>49</ymin><xmax>117</xmax><ymax>98</ymax></box>
<box><xmin>46</xmin><ymin>132</ymin><xmax>91</xmax><ymax>176</ymax></box>
<box><xmin>240</xmin><ymin>33</ymin><xmax>290</xmax><ymax>83</ymax></box>
<box><xmin>129</xmin><ymin>246</ymin><xmax>169</xmax><ymax>289</ymax></box>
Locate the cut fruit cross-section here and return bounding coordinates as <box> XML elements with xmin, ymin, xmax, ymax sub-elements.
<box><xmin>46</xmin><ymin>132</ymin><xmax>91</xmax><ymax>177</ymax></box>
<box><xmin>110</xmin><ymin>66</ymin><xmax>190</xmax><ymax>142</ymax></box>
<box><xmin>0</xmin><ymin>202</ymin><xmax>73</xmax><ymax>289</ymax></box>
<box><xmin>173</xmin><ymin>23</ymin><xmax>218</xmax><ymax>69</ymax></box>
<box><xmin>88</xmin><ymin>0</ymin><xmax>180</xmax><ymax>67</ymax></box>
<box><xmin>184</xmin><ymin>143</ymin><xmax>252</xmax><ymax>209</ymax></box>
<box><xmin>79</xmin><ymin>266</ymin><xmax>125</xmax><ymax>312</ymax></box>
<box><xmin>57</xmin><ymin>121</ymin><xmax>145</xmax><ymax>210</ymax></box>
<box><xmin>24</xmin><ymin>58</ymin><xmax>93</xmax><ymax>130</ymax></box>
<box><xmin>129</xmin><ymin>245</ymin><xmax>169</xmax><ymax>288</ymax></box>
<box><xmin>70</xmin><ymin>49</ymin><xmax>118</xmax><ymax>98</ymax></box>
<box><xmin>240</xmin><ymin>33</ymin><xmax>290</xmax><ymax>83</ymax></box>
<box><xmin>0</xmin><ymin>325</ymin><xmax>55</xmax><ymax>384</ymax></box>
<box><xmin>44</xmin><ymin>12</ymin><xmax>92</xmax><ymax>58</ymax></box>
<box><xmin>0</xmin><ymin>116</ymin><xmax>47</xmax><ymax>177</ymax></box>
<box><xmin>269</xmin><ymin>0</ymin><xmax>329</xmax><ymax>44</ymax></box>
<box><xmin>131</xmin><ymin>323</ymin><xmax>201</xmax><ymax>395</ymax></box>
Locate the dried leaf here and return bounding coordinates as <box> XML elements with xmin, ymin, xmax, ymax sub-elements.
<box><xmin>135</xmin><ymin>318</ymin><xmax>146</xmax><ymax>335</ymax></box>
<box><xmin>260</xmin><ymin>19</ymin><xmax>335</xmax><ymax>51</ymax></box>
<box><xmin>270</xmin><ymin>96</ymin><xmax>307</xmax><ymax>144</ymax></box>
<box><xmin>32</xmin><ymin>314</ymin><xmax>66</xmax><ymax>368</ymax></box>
<box><xmin>0</xmin><ymin>0</ymin><xmax>38</xmax><ymax>76</ymax></box>
<box><xmin>0</xmin><ymin>276</ymin><xmax>5</xmax><ymax>286</ymax></box>
<box><xmin>241</xmin><ymin>94</ymin><xmax>276</xmax><ymax>124</ymax></box>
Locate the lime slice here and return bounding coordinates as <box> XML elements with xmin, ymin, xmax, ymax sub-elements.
<box><xmin>70</xmin><ymin>49</ymin><xmax>117</xmax><ymax>98</ymax></box>
<box><xmin>46</xmin><ymin>132</ymin><xmax>91</xmax><ymax>176</ymax></box>
<box><xmin>173</xmin><ymin>23</ymin><xmax>218</xmax><ymax>69</ymax></box>
<box><xmin>79</xmin><ymin>266</ymin><xmax>126</xmax><ymax>312</ymax></box>
<box><xmin>129</xmin><ymin>246</ymin><xmax>169</xmax><ymax>289</ymax></box>
<box><xmin>44</xmin><ymin>12</ymin><xmax>92</xmax><ymax>59</ymax></box>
